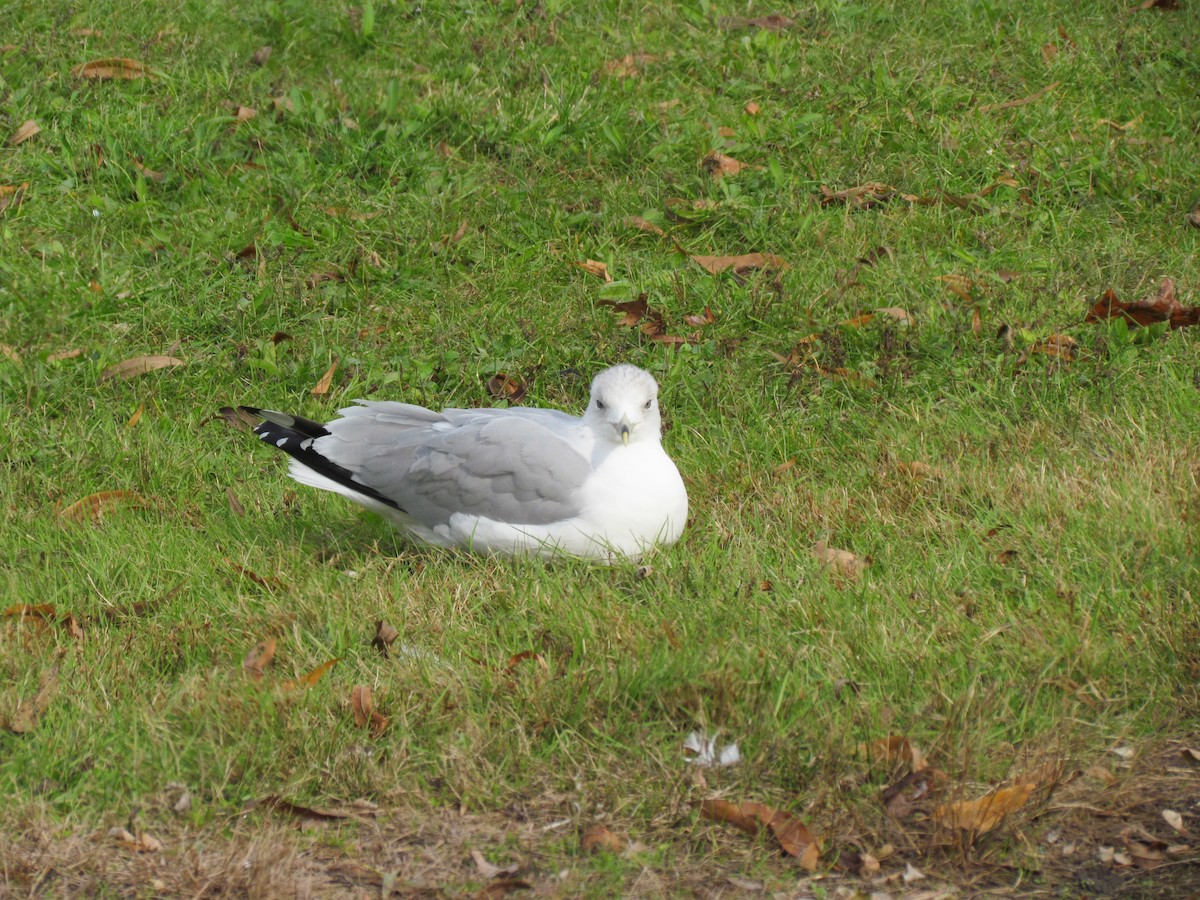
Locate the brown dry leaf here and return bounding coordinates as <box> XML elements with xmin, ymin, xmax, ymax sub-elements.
<box><xmin>258</xmin><ymin>796</ymin><xmax>350</xmax><ymax>821</ymax></box>
<box><xmin>813</xmin><ymin>540</ymin><xmax>869</xmax><ymax>579</ymax></box>
<box><xmin>60</xmin><ymin>490</ymin><xmax>144</xmax><ymax>522</ymax></box>
<box><xmin>4</xmin><ymin>603</ymin><xmax>57</xmax><ymax>621</ymax></box>
<box><xmin>305</xmin><ymin>269</ymin><xmax>345</xmax><ymax>289</ymax></box>
<box><xmin>321</xmin><ymin>206</ymin><xmax>382</xmax><ymax>222</ymax></box>
<box><xmin>470</xmin><ymin>849</ymin><xmax>520</xmax><ymax>879</ymax></box>
<box><xmin>971</xmin><ymin>307</ymin><xmax>983</xmax><ymax>335</ymax></box>
<box><xmin>876</xmin><ymin>307</ymin><xmax>912</xmax><ymax>323</ymax></box>
<box><xmin>699</xmin><ymin>799</ymin><xmax>819</xmax><ymax>868</ymax></box>
<box><xmin>744</xmin><ymin>101</ymin><xmax>761</xmax><ymax>115</ymax></box>
<box><xmin>691</xmin><ymin>252</ymin><xmax>788</xmax><ymax>276</ymax></box>
<box><xmin>978</xmin><ymin>81</ymin><xmax>1061</xmax><ymax>112</ymax></box>
<box><xmin>8</xmin><ymin>120</ymin><xmax>40</xmax><ymax>146</ymax></box>
<box><xmin>857</xmin><ymin>735</ymin><xmax>927</xmax><ymax>771</ymax></box>
<box><xmin>73</xmin><ymin>57</ymin><xmax>150</xmax><ymax>79</ymax></box>
<box><xmin>432</xmin><ymin>219</ymin><xmax>469</xmax><ymax>253</ymax></box>
<box><xmin>125</xmin><ymin>401</ymin><xmax>144</xmax><ymax>429</ymax></box>
<box><xmin>1085</xmin><ymin>278</ymin><xmax>1199</xmax><ymax>329</ymax></box>
<box><xmin>1085</xmin><ymin>764</ymin><xmax>1118</xmax><ymax>786</ymax></box>
<box><xmin>601</xmin><ymin>295</ymin><xmax>650</xmax><ymax>328</ymax></box>
<box><xmin>938</xmin><ymin>273</ymin><xmax>975</xmax><ymax>301</ymax></box>
<box><xmin>7</xmin><ymin>660</ymin><xmax>60</xmax><ymax>734</ymax></box>
<box><xmin>130</xmin><ymin>158</ymin><xmax>165</xmax><ymax>182</ymax></box>
<box><xmin>624</xmin><ymin>215</ymin><xmax>665</xmax><ymax>236</ymax></box>
<box><xmin>684</xmin><ymin>307</ymin><xmax>716</xmax><ymax>327</ymax></box>
<box><xmin>818</xmin><ymin>182</ymin><xmax>898</xmax><ymax>209</ymax></box>
<box><xmin>351</xmin><ymin>684</ymin><xmax>373</xmax><ymax>727</ymax></box>
<box><xmin>226</xmin><ymin>487</ymin><xmax>245</xmax><ymax>517</ymax></box>
<box><xmin>0</xmin><ymin>183</ymin><xmax>29</xmax><ymax>216</ymax></box>
<box><xmin>576</xmin><ymin>259</ymin><xmax>612</xmax><ymax>282</ymax></box>
<box><xmin>486</xmin><ymin>373</ymin><xmax>527</xmax><ymax>404</ymax></box>
<box><xmin>283</xmin><ymin>658</ymin><xmax>339</xmax><ymax>690</ymax></box>
<box><xmin>311</xmin><ymin>359</ymin><xmax>338</xmax><ymax>397</ymax></box>
<box><xmin>1162</xmin><ymin>810</ymin><xmax>1186</xmax><ymax>833</ymax></box>
<box><xmin>251</xmin><ymin>45</ymin><xmax>273</xmax><ymax>65</ymax></box>
<box><xmin>933</xmin><ymin>782</ymin><xmax>1035</xmax><ymax>834</ymax></box>
<box><xmin>1136</xmin><ymin>0</ymin><xmax>1180</xmax><ymax>8</ymax></box>
<box><xmin>243</xmin><ymin>637</ymin><xmax>277</xmax><ymax>681</ymax></box>
<box><xmin>896</xmin><ymin>460</ymin><xmax>942</xmax><ymax>480</ymax></box>
<box><xmin>1031</xmin><ymin>333</ymin><xmax>1078</xmax><ymax>360</ymax></box>
<box><xmin>0</xmin><ymin>343</ymin><xmax>22</xmax><ymax>366</ymax></box>
<box><xmin>582</xmin><ymin>824</ymin><xmax>626</xmax><ymax>853</ymax></box>
<box><xmin>841</xmin><ymin>313</ymin><xmax>876</xmax><ymax>328</ymax></box>
<box><xmin>372</xmin><ymin>620</ymin><xmax>399</xmax><ymax>657</ymax></box>
<box><xmin>234</xmin><ymin>105</ymin><xmax>257</xmax><ymax>123</ymax></box>
<box><xmin>1041</xmin><ymin>42</ymin><xmax>1058</xmax><ymax>64</ymax></box>
<box><xmin>603</xmin><ymin>53</ymin><xmax>655</xmax><ymax>78</ymax></box>
<box><xmin>99</xmin><ymin>355</ymin><xmax>185</xmax><ymax>382</ymax></box>
<box><xmin>718</xmin><ymin>14</ymin><xmax>795</xmax><ymax>30</ymax></box>
<box><xmin>504</xmin><ymin>650</ymin><xmax>548</xmax><ymax>676</ymax></box>
<box><xmin>701</xmin><ymin>151</ymin><xmax>751</xmax><ymax>179</ymax></box>
<box><xmin>207</xmin><ymin>406</ymin><xmax>260</xmax><ymax>431</ymax></box>
<box><xmin>882</xmin><ymin>767</ymin><xmax>949</xmax><ymax>819</ymax></box>
<box><xmin>227</xmin><ymin>560</ymin><xmax>286</xmax><ymax>591</ymax></box>
<box><xmin>1186</xmin><ymin>205</ymin><xmax>1200</xmax><ymax>229</ymax></box>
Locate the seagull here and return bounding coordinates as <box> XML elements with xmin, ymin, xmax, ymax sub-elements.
<box><xmin>240</xmin><ymin>364</ymin><xmax>688</xmax><ymax>559</ymax></box>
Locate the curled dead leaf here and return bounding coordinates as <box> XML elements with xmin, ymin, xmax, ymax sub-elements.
<box><xmin>486</xmin><ymin>373</ymin><xmax>527</xmax><ymax>404</ymax></box>
<box><xmin>283</xmin><ymin>658</ymin><xmax>339</xmax><ymax>690</ymax></box>
<box><xmin>624</xmin><ymin>215</ymin><xmax>665</xmax><ymax>236</ymax></box>
<box><xmin>73</xmin><ymin>57</ymin><xmax>150</xmax><ymax>79</ymax></box>
<box><xmin>6</xmin><ymin>660</ymin><xmax>60</xmax><ymax>734</ymax></box>
<box><xmin>8</xmin><ymin>120</ymin><xmax>40</xmax><ymax>146</ymax></box>
<box><xmin>99</xmin><ymin>355</ymin><xmax>185</xmax><ymax>381</ymax></box>
<box><xmin>257</xmin><ymin>796</ymin><xmax>350</xmax><ymax>821</ymax></box>
<box><xmin>372</xmin><ymin>620</ymin><xmax>399</xmax><ymax>657</ymax></box>
<box><xmin>933</xmin><ymin>782</ymin><xmax>1034</xmax><ymax>835</ymax></box>
<box><xmin>856</xmin><ymin>735</ymin><xmax>927</xmax><ymax>771</ymax></box>
<box><xmin>683</xmin><ymin>307</ymin><xmax>716</xmax><ymax>327</ymax></box>
<box><xmin>311</xmin><ymin>359</ymin><xmax>338</xmax><ymax>397</ymax></box>
<box><xmin>896</xmin><ymin>460</ymin><xmax>942</xmax><ymax>480</ymax></box>
<box><xmin>0</xmin><ymin>183</ymin><xmax>29</xmax><ymax>215</ymax></box>
<box><xmin>243</xmin><ymin>637</ymin><xmax>277</xmax><ymax>681</ymax></box>
<box><xmin>470</xmin><ymin>849</ymin><xmax>520</xmax><ymax>879</ymax></box>
<box><xmin>60</xmin><ymin>490</ymin><xmax>144</xmax><ymax>521</ymax></box>
<box><xmin>813</xmin><ymin>541</ymin><xmax>870</xmax><ymax>579</ymax></box>
<box><xmin>582</xmin><ymin>823</ymin><xmax>626</xmax><ymax>853</ymax></box>
<box><xmin>699</xmin><ymin>799</ymin><xmax>819</xmax><ymax>869</ymax></box>
<box><xmin>603</xmin><ymin>53</ymin><xmax>655</xmax><ymax>78</ymax></box>
<box><xmin>1031</xmin><ymin>333</ymin><xmax>1078</xmax><ymax>360</ymax></box>
<box><xmin>691</xmin><ymin>252</ymin><xmax>787</xmax><ymax>276</ymax></box>
<box><xmin>131</xmin><ymin>158</ymin><xmax>165</xmax><ymax>182</ymax></box>
<box><xmin>744</xmin><ymin>101</ymin><xmax>761</xmax><ymax>115</ymax></box>
<box><xmin>701</xmin><ymin>151</ymin><xmax>752</xmax><ymax>179</ymax></box>
<box><xmin>227</xmin><ymin>560</ymin><xmax>286</xmax><ymax>591</ymax></box>
<box><xmin>1085</xmin><ymin>278</ymin><xmax>1199</xmax><ymax>329</ymax></box>
<box><xmin>575</xmin><ymin>259</ymin><xmax>612</xmax><ymax>282</ymax></box>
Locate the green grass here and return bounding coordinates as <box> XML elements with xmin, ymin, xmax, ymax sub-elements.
<box><xmin>3</xmin><ymin>0</ymin><xmax>1200</xmax><ymax>895</ymax></box>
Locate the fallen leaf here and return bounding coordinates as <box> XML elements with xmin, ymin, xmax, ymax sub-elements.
<box><xmin>226</xmin><ymin>487</ymin><xmax>245</xmax><ymax>516</ymax></box>
<box><xmin>841</xmin><ymin>313</ymin><xmax>876</xmax><ymax>328</ymax></box>
<box><xmin>1042</xmin><ymin>42</ymin><xmax>1058</xmax><ymax>64</ymax></box>
<box><xmin>576</xmin><ymin>259</ymin><xmax>612</xmax><ymax>282</ymax></box>
<box><xmin>0</xmin><ymin>183</ymin><xmax>29</xmax><ymax>215</ymax></box>
<box><xmin>603</xmin><ymin>53</ymin><xmax>655</xmax><ymax>78</ymax></box>
<box><xmin>125</xmin><ymin>401</ymin><xmax>144</xmax><ymax>429</ymax></box>
<box><xmin>283</xmin><ymin>658</ymin><xmax>339</xmax><ymax>690</ymax></box>
<box><xmin>99</xmin><ymin>355</ymin><xmax>185</xmax><ymax>382</ymax></box>
<box><xmin>699</xmin><ymin>799</ymin><xmax>819</xmax><ymax>868</ymax></box>
<box><xmin>813</xmin><ymin>541</ymin><xmax>869</xmax><ymax>579</ymax></box>
<box><xmin>470</xmin><ymin>849</ymin><xmax>520</xmax><ymax>879</ymax></box>
<box><xmin>251</xmin><ymin>45</ymin><xmax>273</xmax><ymax>65</ymax></box>
<box><xmin>718</xmin><ymin>14</ymin><xmax>795</xmax><ymax>30</ymax></box>
<box><xmin>1031</xmin><ymin>333</ymin><xmax>1078</xmax><ymax>360</ymax></box>
<box><xmin>1085</xmin><ymin>764</ymin><xmax>1117</xmax><ymax>786</ymax></box>
<box><xmin>896</xmin><ymin>460</ymin><xmax>942</xmax><ymax>480</ymax></box>
<box><xmin>882</xmin><ymin>767</ymin><xmax>948</xmax><ymax>819</ymax></box>
<box><xmin>311</xmin><ymin>359</ymin><xmax>338</xmax><ymax>397</ymax></box>
<box><xmin>8</xmin><ymin>120</ymin><xmax>40</xmax><ymax>146</ymax></box>
<box><xmin>819</xmin><ymin>182</ymin><xmax>899</xmax><ymax>209</ymax></box>
<box><xmin>227</xmin><ymin>560</ymin><xmax>286</xmax><ymax>590</ymax></box>
<box><xmin>971</xmin><ymin>307</ymin><xmax>983</xmax><ymax>335</ymax></box>
<box><xmin>582</xmin><ymin>824</ymin><xmax>626</xmax><ymax>853</ymax></box>
<box><xmin>243</xmin><ymin>637</ymin><xmax>277</xmax><ymax>680</ymax></box>
<box><xmin>1085</xmin><ymin>278</ymin><xmax>1199</xmax><ymax>329</ymax></box>
<box><xmin>60</xmin><ymin>490</ymin><xmax>144</xmax><ymax>521</ymax></box>
<box><xmin>372</xmin><ymin>620</ymin><xmax>399</xmax><ymax>657</ymax></box>
<box><xmin>978</xmin><ymin>81</ymin><xmax>1061</xmax><ymax>112</ymax></box>
<box><xmin>487</xmin><ymin>373</ymin><xmax>527</xmax><ymax>403</ymax></box>
<box><xmin>1182</xmin><ymin>747</ymin><xmax>1200</xmax><ymax>763</ymax></box>
<box><xmin>432</xmin><ymin>220</ymin><xmax>469</xmax><ymax>253</ymax></box>
<box><xmin>683</xmin><ymin>307</ymin><xmax>716</xmax><ymax>326</ymax></box>
<box><xmin>7</xmin><ymin>660</ymin><xmax>60</xmax><ymax>734</ymax></box>
<box><xmin>903</xmin><ymin>863</ymin><xmax>926</xmax><ymax>883</ymax></box>
<box><xmin>701</xmin><ymin>151</ymin><xmax>752</xmax><ymax>179</ymax></box>
<box><xmin>305</xmin><ymin>269</ymin><xmax>345</xmax><ymax>288</ymax></box>
<box><xmin>0</xmin><ymin>343</ymin><xmax>22</xmax><ymax>366</ymax></box>
<box><xmin>1136</xmin><ymin>0</ymin><xmax>1180</xmax><ymax>8</ymax></box>
<box><xmin>1187</xmin><ymin>205</ymin><xmax>1200</xmax><ymax>229</ymax></box>
<box><xmin>857</xmin><ymin>735</ymin><xmax>927</xmax><ymax>771</ymax></box>
<box><xmin>876</xmin><ymin>306</ymin><xmax>912</xmax><ymax>323</ymax></box>
<box><xmin>3</xmin><ymin>603</ymin><xmax>57</xmax><ymax>621</ymax></box>
<box><xmin>73</xmin><ymin>57</ymin><xmax>150</xmax><ymax>79</ymax></box>
<box><xmin>744</xmin><ymin>101</ymin><xmax>761</xmax><ymax>115</ymax></box>
<box><xmin>691</xmin><ymin>252</ymin><xmax>788</xmax><ymax>276</ymax></box>
<box><xmin>1163</xmin><ymin>810</ymin><xmax>1186</xmax><ymax>833</ymax></box>
<box><xmin>938</xmin><ymin>273</ymin><xmax>975</xmax><ymax>301</ymax></box>
<box><xmin>624</xmin><ymin>215</ymin><xmax>665</xmax><ymax>236</ymax></box>
<box><xmin>206</xmin><ymin>406</ymin><xmax>260</xmax><ymax>431</ymax></box>
<box><xmin>350</xmin><ymin>685</ymin><xmax>386</xmax><ymax>735</ymax></box>
<box><xmin>933</xmin><ymin>782</ymin><xmax>1035</xmax><ymax>834</ymax></box>
<box><xmin>234</xmin><ymin>105</ymin><xmax>257</xmax><ymax>123</ymax></box>
<box><xmin>321</xmin><ymin>206</ymin><xmax>381</xmax><ymax>222</ymax></box>
<box><xmin>859</xmin><ymin>852</ymin><xmax>880</xmax><ymax>875</ymax></box>
<box><xmin>257</xmin><ymin>796</ymin><xmax>350</xmax><ymax>820</ymax></box>
<box><xmin>130</xmin><ymin>158</ymin><xmax>165</xmax><ymax>182</ymax></box>
<box><xmin>601</xmin><ymin>295</ymin><xmax>650</xmax><ymax>328</ymax></box>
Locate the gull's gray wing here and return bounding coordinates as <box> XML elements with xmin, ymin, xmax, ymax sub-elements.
<box><xmin>317</xmin><ymin>403</ymin><xmax>591</xmax><ymax>527</ymax></box>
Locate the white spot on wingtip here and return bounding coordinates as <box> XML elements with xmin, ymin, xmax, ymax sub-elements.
<box><xmin>276</xmin><ymin>437</ymin><xmax>288</xmax><ymax>448</ymax></box>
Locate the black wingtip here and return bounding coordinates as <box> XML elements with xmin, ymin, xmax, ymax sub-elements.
<box><xmin>245</xmin><ymin>408</ymin><xmax>403</xmax><ymax>512</ymax></box>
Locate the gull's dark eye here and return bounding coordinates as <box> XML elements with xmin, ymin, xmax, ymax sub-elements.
<box><xmin>644</xmin><ymin>399</ymin><xmax>653</xmax><ymax>410</ymax></box>
<box><xmin>596</xmin><ymin>400</ymin><xmax>606</xmax><ymax>410</ymax></box>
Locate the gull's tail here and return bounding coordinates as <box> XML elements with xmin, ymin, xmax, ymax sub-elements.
<box><xmin>239</xmin><ymin>407</ymin><xmax>403</xmax><ymax>511</ymax></box>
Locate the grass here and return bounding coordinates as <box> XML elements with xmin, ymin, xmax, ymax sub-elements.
<box><xmin>2</xmin><ymin>0</ymin><xmax>1200</xmax><ymax>895</ymax></box>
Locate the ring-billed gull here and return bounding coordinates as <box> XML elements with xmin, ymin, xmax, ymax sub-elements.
<box><xmin>240</xmin><ymin>364</ymin><xmax>687</xmax><ymax>559</ymax></box>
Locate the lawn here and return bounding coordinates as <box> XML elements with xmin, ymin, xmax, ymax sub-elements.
<box><xmin>2</xmin><ymin>0</ymin><xmax>1199</xmax><ymax>896</ymax></box>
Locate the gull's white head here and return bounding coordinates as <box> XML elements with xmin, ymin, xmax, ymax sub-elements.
<box><xmin>584</xmin><ymin>364</ymin><xmax>662</xmax><ymax>447</ymax></box>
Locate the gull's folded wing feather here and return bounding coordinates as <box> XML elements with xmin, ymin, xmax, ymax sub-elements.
<box><xmin>317</xmin><ymin>405</ymin><xmax>591</xmax><ymax>527</ymax></box>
